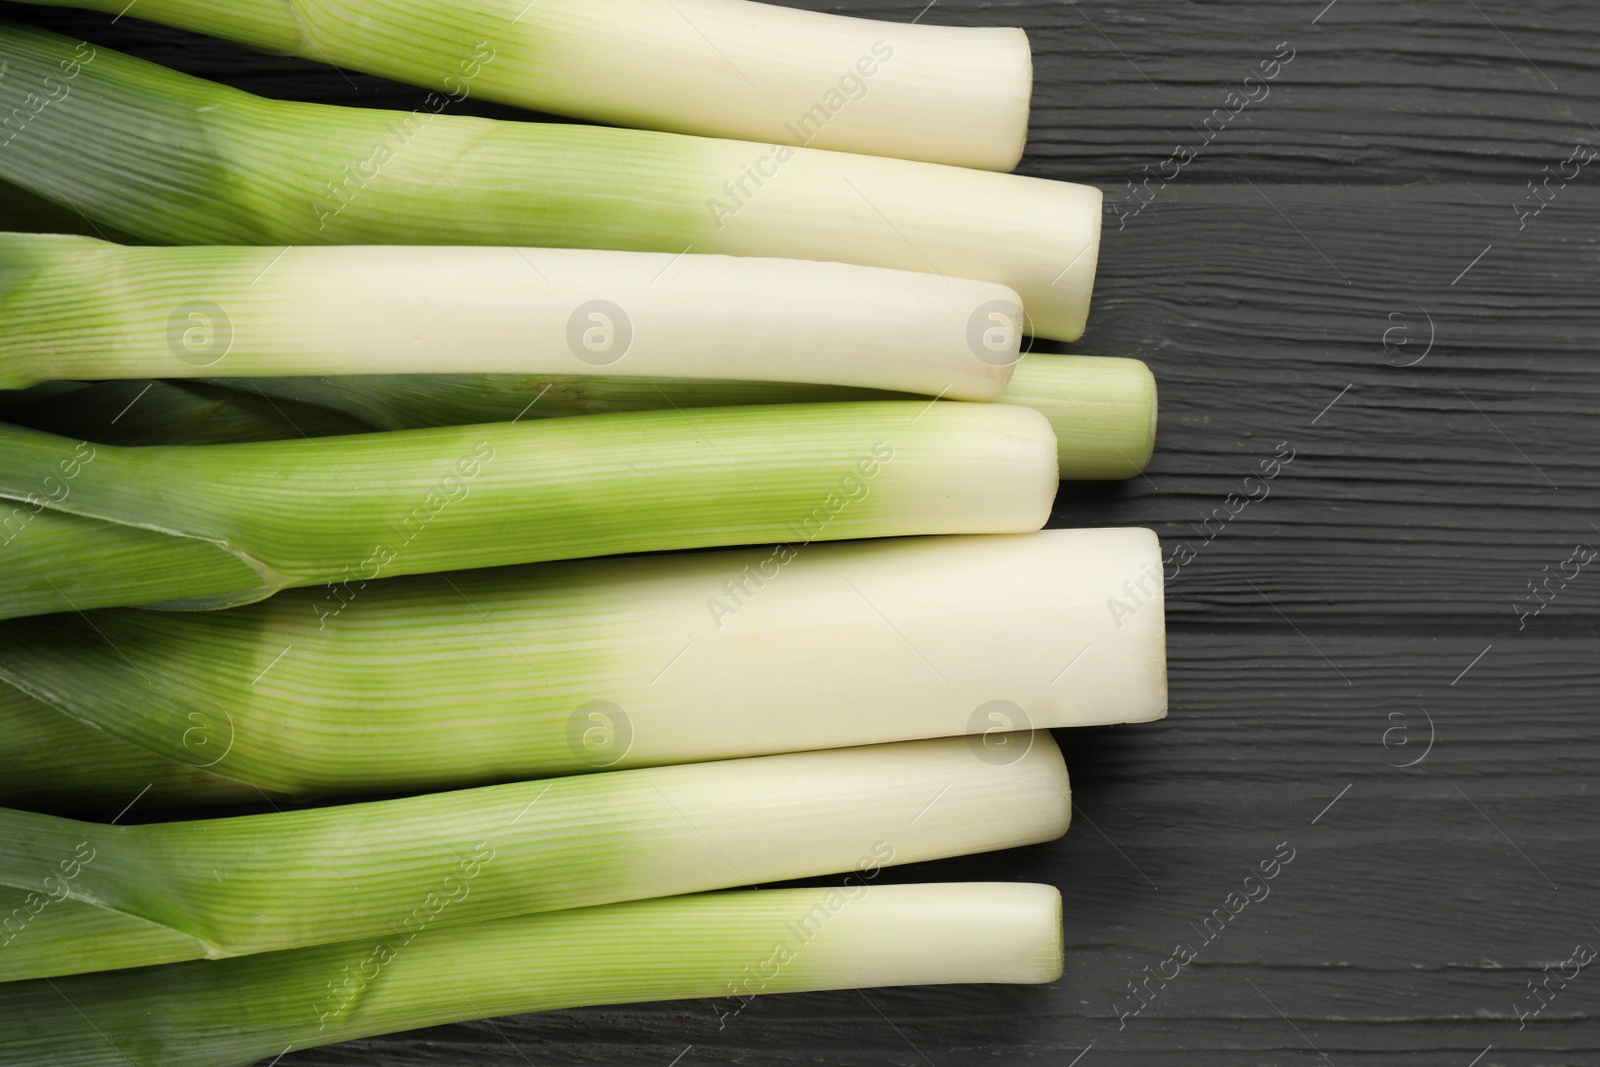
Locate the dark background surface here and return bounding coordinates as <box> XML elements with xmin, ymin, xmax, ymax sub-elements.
<box><xmin>5</xmin><ymin>0</ymin><xmax>1600</xmax><ymax>1062</ymax></box>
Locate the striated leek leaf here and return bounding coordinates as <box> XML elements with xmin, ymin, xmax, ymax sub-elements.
<box><xmin>0</xmin><ymin>734</ymin><xmax>1069</xmax><ymax>982</ymax></box>
<box><xmin>0</xmin><ymin>507</ymin><xmax>263</xmax><ymax>618</ymax></box>
<box><xmin>0</xmin><ymin>21</ymin><xmax>1100</xmax><ymax>341</ymax></box>
<box><xmin>0</xmin><ymin>234</ymin><xmax>1021</xmax><ymax>398</ymax></box>
<box><xmin>0</xmin><ymin>529</ymin><xmax>1164</xmax><ymax>796</ymax></box>
<box><xmin>0</xmin><ymin>882</ymin><xmax>1062</xmax><ymax>1066</ymax></box>
<box><xmin>0</xmin><ymin>683</ymin><xmax>255</xmax><ymax>815</ymax></box>
<box><xmin>1</xmin><ymin>379</ymin><xmax>373</xmax><ymax>446</ymax></box>
<box><xmin>0</xmin><ymin>401</ymin><xmax>1057</xmax><ymax>619</ymax></box>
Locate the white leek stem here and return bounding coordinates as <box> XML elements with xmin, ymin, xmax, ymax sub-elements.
<box><xmin>0</xmin><ymin>234</ymin><xmax>1020</xmax><ymax>398</ymax></box>
<box><xmin>0</xmin><ymin>529</ymin><xmax>1164</xmax><ymax>796</ymax></box>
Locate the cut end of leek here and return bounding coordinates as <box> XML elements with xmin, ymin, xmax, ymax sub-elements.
<box><xmin>1005</xmin><ymin>355</ymin><xmax>1159</xmax><ymax>479</ymax></box>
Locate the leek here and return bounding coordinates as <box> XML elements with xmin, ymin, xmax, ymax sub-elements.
<box><xmin>222</xmin><ymin>353</ymin><xmax>1160</xmax><ymax>478</ymax></box>
<box><xmin>0</xmin><ymin>234</ymin><xmax>1021</xmax><ymax>398</ymax></box>
<box><xmin>11</xmin><ymin>0</ymin><xmax>1032</xmax><ymax>170</ymax></box>
<box><xmin>0</xmin><ymin>733</ymin><xmax>1069</xmax><ymax>982</ymax></box>
<box><xmin>0</xmin><ymin>882</ymin><xmax>1062</xmax><ymax>1066</ymax></box>
<box><xmin>0</xmin><ymin>401</ymin><xmax>1058</xmax><ymax>619</ymax></box>
<box><xmin>0</xmin><ymin>21</ymin><xmax>1100</xmax><ymax>341</ymax></box>
<box><xmin>0</xmin><ymin>529</ymin><xmax>1165</xmax><ymax>796</ymax></box>
<box><xmin>1</xmin><ymin>379</ymin><xmax>373</xmax><ymax>445</ymax></box>
<box><xmin>0</xmin><ymin>683</ymin><xmax>254</xmax><ymax>815</ymax></box>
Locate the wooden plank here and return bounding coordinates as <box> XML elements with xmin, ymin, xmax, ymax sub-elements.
<box><xmin>1058</xmin><ymin>182</ymin><xmax>1600</xmax><ymax>628</ymax></box>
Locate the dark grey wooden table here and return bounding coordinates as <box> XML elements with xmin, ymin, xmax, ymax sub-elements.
<box><xmin>6</xmin><ymin>0</ymin><xmax>1598</xmax><ymax>1062</ymax></box>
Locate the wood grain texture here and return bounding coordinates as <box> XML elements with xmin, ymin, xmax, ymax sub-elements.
<box><xmin>0</xmin><ymin>0</ymin><xmax>1595</xmax><ymax>1063</ymax></box>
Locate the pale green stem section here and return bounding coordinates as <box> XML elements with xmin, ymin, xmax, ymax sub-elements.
<box><xmin>212</xmin><ymin>354</ymin><xmax>1158</xmax><ymax>478</ymax></box>
<box><xmin>1004</xmin><ymin>356</ymin><xmax>1158</xmax><ymax>478</ymax></box>
<box><xmin>0</xmin><ymin>735</ymin><xmax>1068</xmax><ymax>982</ymax></box>
<box><xmin>0</xmin><ymin>401</ymin><xmax>1058</xmax><ymax>619</ymax></box>
<box><xmin>0</xmin><ymin>883</ymin><xmax>1063</xmax><ymax>1067</ymax></box>
<box><xmin>0</xmin><ymin>21</ymin><xmax>1098</xmax><ymax>340</ymax></box>
<box><xmin>0</xmin><ymin>530</ymin><xmax>1164</xmax><ymax>796</ymax></box>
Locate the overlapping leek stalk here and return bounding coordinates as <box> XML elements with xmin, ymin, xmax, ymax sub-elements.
<box><xmin>0</xmin><ymin>379</ymin><xmax>374</xmax><ymax>446</ymax></box>
<box><xmin>0</xmin><ymin>22</ymin><xmax>1100</xmax><ymax>340</ymax></box>
<box><xmin>0</xmin><ymin>882</ymin><xmax>1063</xmax><ymax>1066</ymax></box>
<box><xmin>0</xmin><ymin>733</ymin><xmax>1070</xmax><ymax>982</ymax></box>
<box><xmin>221</xmin><ymin>353</ymin><xmax>1161</xmax><ymax>479</ymax></box>
<box><xmin>0</xmin><ymin>234</ymin><xmax>1022</xmax><ymax>398</ymax></box>
<box><xmin>0</xmin><ymin>401</ymin><xmax>1058</xmax><ymax>619</ymax></box>
<box><xmin>0</xmin><ymin>356</ymin><xmax>1158</xmax><ymax>479</ymax></box>
<box><xmin>0</xmin><ymin>529</ymin><xmax>1165</xmax><ymax>797</ymax></box>
<box><xmin>0</xmin><ymin>683</ymin><xmax>254</xmax><ymax>815</ymax></box>
<box><xmin>10</xmin><ymin>0</ymin><xmax>1033</xmax><ymax>169</ymax></box>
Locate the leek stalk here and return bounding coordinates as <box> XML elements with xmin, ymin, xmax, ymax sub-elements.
<box><xmin>0</xmin><ymin>379</ymin><xmax>374</xmax><ymax>445</ymax></box>
<box><xmin>0</xmin><ymin>401</ymin><xmax>1058</xmax><ymax>619</ymax></box>
<box><xmin>10</xmin><ymin>0</ymin><xmax>1033</xmax><ymax>169</ymax></box>
<box><xmin>0</xmin><ymin>882</ymin><xmax>1062</xmax><ymax>1066</ymax></box>
<box><xmin>0</xmin><ymin>733</ymin><xmax>1070</xmax><ymax>982</ymax></box>
<box><xmin>0</xmin><ymin>683</ymin><xmax>254</xmax><ymax>815</ymax></box>
<box><xmin>220</xmin><ymin>353</ymin><xmax>1161</xmax><ymax>478</ymax></box>
<box><xmin>0</xmin><ymin>234</ymin><xmax>1022</xmax><ymax>398</ymax></box>
<box><xmin>0</xmin><ymin>529</ymin><xmax>1165</xmax><ymax>797</ymax></box>
<box><xmin>0</xmin><ymin>21</ymin><xmax>1101</xmax><ymax>341</ymax></box>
